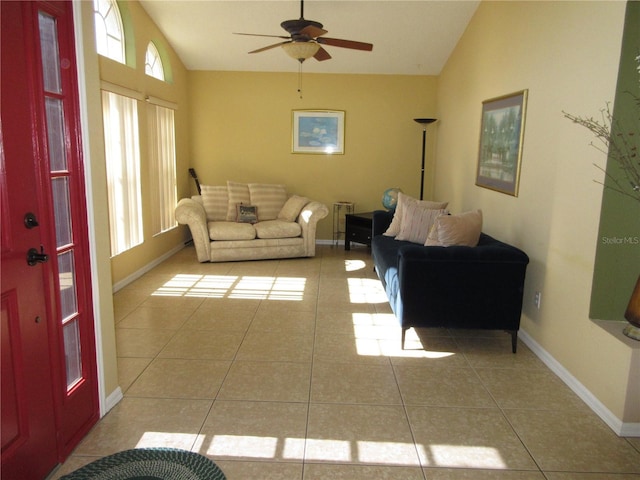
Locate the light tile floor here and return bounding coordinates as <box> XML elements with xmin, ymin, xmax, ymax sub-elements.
<box><xmin>50</xmin><ymin>244</ymin><xmax>640</xmax><ymax>479</ymax></box>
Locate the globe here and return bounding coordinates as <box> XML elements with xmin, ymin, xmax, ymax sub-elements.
<box><xmin>382</xmin><ymin>188</ymin><xmax>402</xmax><ymax>211</ymax></box>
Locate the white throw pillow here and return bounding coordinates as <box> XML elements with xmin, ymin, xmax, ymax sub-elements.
<box><xmin>277</xmin><ymin>195</ymin><xmax>309</xmax><ymax>222</ymax></box>
<box><xmin>425</xmin><ymin>209</ymin><xmax>483</xmax><ymax>247</ymax></box>
<box><xmin>395</xmin><ymin>202</ymin><xmax>448</xmax><ymax>244</ymax></box>
<box><xmin>384</xmin><ymin>192</ymin><xmax>449</xmax><ymax>237</ymax></box>
<box><xmin>200</xmin><ymin>185</ymin><xmax>228</xmax><ymax>221</ymax></box>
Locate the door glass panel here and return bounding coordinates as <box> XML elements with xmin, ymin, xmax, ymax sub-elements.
<box><xmin>58</xmin><ymin>251</ymin><xmax>77</xmax><ymax>321</ymax></box>
<box><xmin>45</xmin><ymin>98</ymin><xmax>67</xmax><ymax>172</ymax></box>
<box><xmin>63</xmin><ymin>319</ymin><xmax>82</xmax><ymax>389</ymax></box>
<box><xmin>51</xmin><ymin>177</ymin><xmax>72</xmax><ymax>247</ymax></box>
<box><xmin>38</xmin><ymin>12</ymin><xmax>61</xmax><ymax>94</ymax></box>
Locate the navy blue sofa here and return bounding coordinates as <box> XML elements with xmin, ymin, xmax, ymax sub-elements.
<box><xmin>371</xmin><ymin>210</ymin><xmax>529</xmax><ymax>353</ymax></box>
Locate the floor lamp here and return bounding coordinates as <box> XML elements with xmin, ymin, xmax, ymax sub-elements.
<box><xmin>414</xmin><ymin>118</ymin><xmax>437</xmax><ymax>200</ymax></box>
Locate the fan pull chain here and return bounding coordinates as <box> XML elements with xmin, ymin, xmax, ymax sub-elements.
<box><xmin>298</xmin><ymin>62</ymin><xmax>303</xmax><ymax>99</ymax></box>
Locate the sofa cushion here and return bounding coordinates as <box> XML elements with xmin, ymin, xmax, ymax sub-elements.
<box><xmin>249</xmin><ymin>183</ymin><xmax>287</xmax><ymax>221</ymax></box>
<box><xmin>426</xmin><ymin>209</ymin><xmax>483</xmax><ymax>247</ymax></box>
<box><xmin>201</xmin><ymin>185</ymin><xmax>228</xmax><ymax>221</ymax></box>
<box><xmin>395</xmin><ymin>203</ymin><xmax>448</xmax><ymax>244</ymax></box>
<box><xmin>277</xmin><ymin>195</ymin><xmax>309</xmax><ymax>222</ymax></box>
<box><xmin>254</xmin><ymin>220</ymin><xmax>302</xmax><ymax>239</ymax></box>
<box><xmin>226</xmin><ymin>181</ymin><xmax>251</xmax><ymax>221</ymax></box>
<box><xmin>384</xmin><ymin>192</ymin><xmax>448</xmax><ymax>237</ymax></box>
<box><xmin>208</xmin><ymin>221</ymin><xmax>256</xmax><ymax>241</ymax></box>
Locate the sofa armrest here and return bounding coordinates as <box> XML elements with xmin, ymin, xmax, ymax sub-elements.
<box><xmin>373</xmin><ymin>210</ymin><xmax>394</xmax><ymax>236</ymax></box>
<box><xmin>175</xmin><ymin>198</ymin><xmax>210</xmax><ymax>262</ymax></box>
<box><xmin>297</xmin><ymin>201</ymin><xmax>329</xmax><ymax>256</ymax></box>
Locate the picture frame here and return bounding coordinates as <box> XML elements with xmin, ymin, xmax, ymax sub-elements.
<box><xmin>236</xmin><ymin>204</ymin><xmax>258</xmax><ymax>224</ymax></box>
<box><xmin>292</xmin><ymin>110</ymin><xmax>345</xmax><ymax>154</ymax></box>
<box><xmin>476</xmin><ymin>90</ymin><xmax>528</xmax><ymax>196</ymax></box>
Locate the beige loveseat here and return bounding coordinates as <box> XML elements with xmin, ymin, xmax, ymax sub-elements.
<box><xmin>175</xmin><ymin>181</ymin><xmax>329</xmax><ymax>262</ymax></box>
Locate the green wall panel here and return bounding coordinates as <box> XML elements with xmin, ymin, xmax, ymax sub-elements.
<box><xmin>590</xmin><ymin>1</ymin><xmax>640</xmax><ymax>320</ymax></box>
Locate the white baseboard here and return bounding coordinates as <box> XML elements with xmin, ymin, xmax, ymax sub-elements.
<box><xmin>102</xmin><ymin>386</ymin><xmax>123</xmax><ymax>417</ymax></box>
<box><xmin>519</xmin><ymin>330</ymin><xmax>640</xmax><ymax>437</ymax></box>
<box><xmin>105</xmin><ymin>243</ymin><xmax>184</xmax><ymax>416</ymax></box>
<box><xmin>317</xmin><ymin>239</ymin><xmax>342</xmax><ymax>246</ymax></box>
<box><xmin>112</xmin><ymin>243</ymin><xmax>185</xmax><ymax>293</ymax></box>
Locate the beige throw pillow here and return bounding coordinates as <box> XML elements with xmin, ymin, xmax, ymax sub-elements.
<box><xmin>277</xmin><ymin>195</ymin><xmax>309</xmax><ymax>222</ymax></box>
<box><xmin>248</xmin><ymin>183</ymin><xmax>287</xmax><ymax>221</ymax></box>
<box><xmin>384</xmin><ymin>192</ymin><xmax>448</xmax><ymax>237</ymax></box>
<box><xmin>200</xmin><ymin>185</ymin><xmax>228</xmax><ymax>221</ymax></box>
<box><xmin>425</xmin><ymin>209</ymin><xmax>483</xmax><ymax>247</ymax></box>
<box><xmin>396</xmin><ymin>203</ymin><xmax>448</xmax><ymax>244</ymax></box>
<box><xmin>226</xmin><ymin>181</ymin><xmax>251</xmax><ymax>221</ymax></box>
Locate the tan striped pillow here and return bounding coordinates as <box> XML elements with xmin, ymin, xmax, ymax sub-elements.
<box><xmin>226</xmin><ymin>181</ymin><xmax>251</xmax><ymax>221</ymax></box>
<box><xmin>200</xmin><ymin>185</ymin><xmax>228</xmax><ymax>221</ymax></box>
<box><xmin>396</xmin><ymin>202</ymin><xmax>448</xmax><ymax>244</ymax></box>
<box><xmin>249</xmin><ymin>183</ymin><xmax>287</xmax><ymax>221</ymax></box>
<box><xmin>384</xmin><ymin>192</ymin><xmax>449</xmax><ymax>237</ymax></box>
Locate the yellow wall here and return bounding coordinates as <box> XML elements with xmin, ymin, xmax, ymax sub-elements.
<box><xmin>187</xmin><ymin>71</ymin><xmax>438</xmax><ymax>240</ymax></box>
<box><xmin>436</xmin><ymin>1</ymin><xmax>638</xmax><ymax>422</ymax></box>
<box><xmin>100</xmin><ymin>1</ymin><xmax>191</xmax><ymax>285</ymax></box>
<box><xmin>75</xmin><ymin>0</ymin><xmax>191</xmax><ymax>404</ymax></box>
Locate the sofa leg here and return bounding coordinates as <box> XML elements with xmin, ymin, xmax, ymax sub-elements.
<box><xmin>401</xmin><ymin>328</ymin><xmax>407</xmax><ymax>350</ymax></box>
<box><xmin>509</xmin><ymin>330</ymin><xmax>518</xmax><ymax>353</ymax></box>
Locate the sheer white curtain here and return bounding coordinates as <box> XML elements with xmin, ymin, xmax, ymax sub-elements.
<box><xmin>101</xmin><ymin>90</ymin><xmax>143</xmax><ymax>256</ymax></box>
<box><xmin>148</xmin><ymin>104</ymin><xmax>177</xmax><ymax>235</ymax></box>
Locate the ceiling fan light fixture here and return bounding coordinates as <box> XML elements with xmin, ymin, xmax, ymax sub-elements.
<box><xmin>282</xmin><ymin>41</ymin><xmax>320</xmax><ymax>62</ymax></box>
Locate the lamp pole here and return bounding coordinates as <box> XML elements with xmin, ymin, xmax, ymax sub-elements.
<box><xmin>414</xmin><ymin>118</ymin><xmax>437</xmax><ymax>200</ymax></box>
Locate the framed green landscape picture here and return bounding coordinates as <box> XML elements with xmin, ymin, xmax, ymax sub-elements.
<box><xmin>476</xmin><ymin>90</ymin><xmax>528</xmax><ymax>196</ymax></box>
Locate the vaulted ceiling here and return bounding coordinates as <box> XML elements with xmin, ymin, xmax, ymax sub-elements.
<box><xmin>139</xmin><ymin>1</ymin><xmax>480</xmax><ymax>75</ymax></box>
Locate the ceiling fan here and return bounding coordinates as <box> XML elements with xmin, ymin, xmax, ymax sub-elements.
<box><xmin>234</xmin><ymin>0</ymin><xmax>373</xmax><ymax>63</ymax></box>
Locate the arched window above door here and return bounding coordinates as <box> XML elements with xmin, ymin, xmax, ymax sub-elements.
<box><xmin>93</xmin><ymin>0</ymin><xmax>125</xmax><ymax>63</ymax></box>
<box><xmin>145</xmin><ymin>41</ymin><xmax>165</xmax><ymax>81</ymax></box>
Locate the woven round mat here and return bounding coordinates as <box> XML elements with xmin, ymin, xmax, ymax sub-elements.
<box><xmin>60</xmin><ymin>448</ymin><xmax>226</xmax><ymax>480</ymax></box>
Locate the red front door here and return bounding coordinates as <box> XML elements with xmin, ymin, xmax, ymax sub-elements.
<box><xmin>1</xmin><ymin>2</ymin><xmax>99</xmax><ymax>479</ymax></box>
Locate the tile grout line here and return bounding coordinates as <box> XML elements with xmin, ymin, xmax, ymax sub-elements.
<box><xmin>466</xmin><ymin>342</ymin><xmax>546</xmax><ymax>476</ymax></box>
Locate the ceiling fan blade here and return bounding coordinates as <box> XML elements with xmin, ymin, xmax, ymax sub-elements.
<box><xmin>249</xmin><ymin>41</ymin><xmax>291</xmax><ymax>54</ymax></box>
<box><xmin>300</xmin><ymin>25</ymin><xmax>327</xmax><ymax>38</ymax></box>
<box><xmin>317</xmin><ymin>37</ymin><xmax>373</xmax><ymax>51</ymax></box>
<box><xmin>313</xmin><ymin>46</ymin><xmax>331</xmax><ymax>61</ymax></box>
<box><xmin>234</xmin><ymin>32</ymin><xmax>290</xmax><ymax>40</ymax></box>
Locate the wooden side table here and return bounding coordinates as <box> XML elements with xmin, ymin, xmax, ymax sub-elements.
<box><xmin>345</xmin><ymin>211</ymin><xmax>374</xmax><ymax>250</ymax></box>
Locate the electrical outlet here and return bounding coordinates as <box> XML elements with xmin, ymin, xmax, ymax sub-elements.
<box><xmin>534</xmin><ymin>291</ymin><xmax>542</xmax><ymax>309</ymax></box>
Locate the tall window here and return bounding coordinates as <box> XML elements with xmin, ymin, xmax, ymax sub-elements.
<box><xmin>101</xmin><ymin>90</ymin><xmax>143</xmax><ymax>256</ymax></box>
<box><xmin>148</xmin><ymin>104</ymin><xmax>177</xmax><ymax>234</ymax></box>
<box><xmin>145</xmin><ymin>42</ymin><xmax>165</xmax><ymax>81</ymax></box>
<box><xmin>93</xmin><ymin>0</ymin><xmax>125</xmax><ymax>63</ymax></box>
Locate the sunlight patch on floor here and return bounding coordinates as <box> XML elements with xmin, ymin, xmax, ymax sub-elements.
<box><xmin>136</xmin><ymin>432</ymin><xmax>507</xmax><ymax>469</ymax></box>
<box><xmin>207</xmin><ymin>434</ymin><xmax>279</xmax><ymax>459</ymax></box>
<box><xmin>300</xmin><ymin>439</ymin><xmax>353</xmax><ymax>462</ymax></box>
<box><xmin>356</xmin><ymin>440</ymin><xmax>422</xmax><ymax>465</ymax></box>
<box><xmin>345</xmin><ymin>259</ymin><xmax>367</xmax><ymax>272</ymax></box>
<box><xmin>352</xmin><ymin>313</ymin><xmax>456</xmax><ymax>359</ymax></box>
<box><xmin>428</xmin><ymin>445</ymin><xmax>506</xmax><ymax>468</ymax></box>
<box><xmin>151</xmin><ymin>274</ymin><xmax>306</xmax><ymax>301</ymax></box>
<box><xmin>347</xmin><ymin>278</ymin><xmax>388</xmax><ymax>304</ymax></box>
